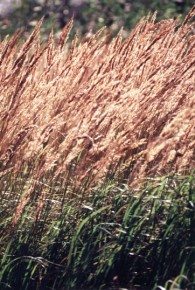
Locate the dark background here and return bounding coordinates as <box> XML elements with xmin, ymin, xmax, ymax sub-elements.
<box><xmin>0</xmin><ymin>0</ymin><xmax>194</xmax><ymax>40</ymax></box>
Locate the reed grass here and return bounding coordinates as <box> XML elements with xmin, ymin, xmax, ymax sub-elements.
<box><xmin>0</xmin><ymin>9</ymin><xmax>195</xmax><ymax>193</ymax></box>
<box><xmin>0</xmin><ymin>173</ymin><xmax>195</xmax><ymax>289</ymax></box>
<box><xmin>0</xmin><ymin>7</ymin><xmax>195</xmax><ymax>290</ymax></box>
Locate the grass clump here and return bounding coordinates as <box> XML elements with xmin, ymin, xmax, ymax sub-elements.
<box><xmin>0</xmin><ymin>8</ymin><xmax>195</xmax><ymax>197</ymax></box>
<box><xmin>0</xmin><ymin>7</ymin><xmax>195</xmax><ymax>290</ymax></box>
<box><xmin>0</xmin><ymin>173</ymin><xmax>195</xmax><ymax>289</ymax></box>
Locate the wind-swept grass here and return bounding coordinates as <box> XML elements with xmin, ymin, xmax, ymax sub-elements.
<box><xmin>0</xmin><ymin>7</ymin><xmax>195</xmax><ymax>290</ymax></box>
<box><xmin>0</xmin><ymin>173</ymin><xmax>195</xmax><ymax>289</ymax></box>
<box><xmin>0</xmin><ymin>8</ymin><xmax>195</xmax><ymax>195</ymax></box>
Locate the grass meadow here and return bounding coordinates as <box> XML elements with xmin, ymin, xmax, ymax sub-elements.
<box><xmin>0</xmin><ymin>6</ymin><xmax>195</xmax><ymax>290</ymax></box>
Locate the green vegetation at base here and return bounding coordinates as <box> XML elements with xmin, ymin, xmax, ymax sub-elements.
<box><xmin>0</xmin><ymin>172</ymin><xmax>194</xmax><ymax>289</ymax></box>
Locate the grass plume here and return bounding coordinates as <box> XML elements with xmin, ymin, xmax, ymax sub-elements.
<box><xmin>0</xmin><ymin>8</ymin><xmax>194</xmax><ymax>190</ymax></box>
<box><xmin>0</xmin><ymin>8</ymin><xmax>195</xmax><ymax>289</ymax></box>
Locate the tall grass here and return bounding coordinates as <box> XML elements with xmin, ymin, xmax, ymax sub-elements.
<box><xmin>0</xmin><ymin>7</ymin><xmax>195</xmax><ymax>290</ymax></box>
<box><xmin>0</xmin><ymin>8</ymin><xmax>194</xmax><ymax>193</ymax></box>
<box><xmin>0</xmin><ymin>173</ymin><xmax>195</xmax><ymax>289</ymax></box>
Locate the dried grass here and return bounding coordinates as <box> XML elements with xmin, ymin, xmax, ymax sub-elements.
<box><xmin>0</xmin><ymin>8</ymin><xmax>195</xmax><ymax>189</ymax></box>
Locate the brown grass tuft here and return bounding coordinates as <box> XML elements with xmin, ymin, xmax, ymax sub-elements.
<box><xmin>0</xmin><ymin>8</ymin><xmax>194</xmax><ymax>193</ymax></box>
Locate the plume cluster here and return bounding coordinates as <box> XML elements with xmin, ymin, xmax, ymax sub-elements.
<box><xmin>0</xmin><ymin>9</ymin><xmax>195</xmax><ymax>188</ymax></box>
